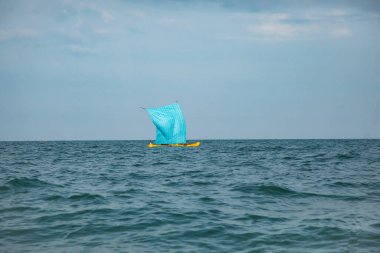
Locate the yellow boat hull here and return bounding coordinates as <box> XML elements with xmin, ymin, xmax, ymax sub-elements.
<box><xmin>148</xmin><ymin>141</ymin><xmax>201</xmax><ymax>148</ymax></box>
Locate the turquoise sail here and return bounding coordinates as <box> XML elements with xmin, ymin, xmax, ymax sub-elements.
<box><xmin>146</xmin><ymin>103</ymin><xmax>186</xmax><ymax>144</ymax></box>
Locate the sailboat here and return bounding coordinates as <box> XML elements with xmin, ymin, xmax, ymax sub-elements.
<box><xmin>143</xmin><ymin>102</ymin><xmax>200</xmax><ymax>148</ymax></box>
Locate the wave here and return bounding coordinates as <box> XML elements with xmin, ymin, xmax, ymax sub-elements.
<box><xmin>282</xmin><ymin>156</ymin><xmax>300</xmax><ymax>160</ymax></box>
<box><xmin>231</xmin><ymin>183</ymin><xmax>366</xmax><ymax>200</ymax></box>
<box><xmin>199</xmin><ymin>196</ymin><xmax>216</xmax><ymax>203</ymax></box>
<box><xmin>258</xmin><ymin>185</ymin><xmax>298</xmax><ymax>195</ymax></box>
<box><xmin>232</xmin><ymin>184</ymin><xmax>297</xmax><ymax>196</ymax></box>
<box><xmin>329</xmin><ymin>181</ymin><xmax>357</xmax><ymax>187</ymax></box>
<box><xmin>0</xmin><ymin>206</ymin><xmax>38</xmax><ymax>214</ymax></box>
<box><xmin>4</xmin><ymin>177</ymin><xmax>60</xmax><ymax>189</ymax></box>
<box><xmin>36</xmin><ymin>208</ymin><xmax>116</xmax><ymax>223</ymax></box>
<box><xmin>334</xmin><ymin>151</ymin><xmax>359</xmax><ymax>160</ymax></box>
<box><xmin>41</xmin><ymin>192</ymin><xmax>107</xmax><ymax>204</ymax></box>
<box><xmin>111</xmin><ymin>188</ymin><xmax>142</xmax><ymax>195</ymax></box>
<box><xmin>64</xmin><ymin>217</ymin><xmax>166</xmax><ymax>239</ymax></box>
<box><xmin>193</xmin><ymin>180</ymin><xmax>213</xmax><ymax>186</ymax></box>
<box><xmin>179</xmin><ymin>225</ymin><xmax>226</xmax><ymax>238</ymax></box>
<box><xmin>124</xmin><ymin>218</ymin><xmax>166</xmax><ymax>231</ymax></box>
<box><xmin>44</xmin><ymin>195</ymin><xmax>65</xmax><ymax>201</ymax></box>
<box><xmin>10</xmin><ymin>161</ymin><xmax>37</xmax><ymax>166</ymax></box>
<box><xmin>68</xmin><ymin>193</ymin><xmax>106</xmax><ymax>202</ymax></box>
<box><xmin>1</xmin><ymin>140</ymin><xmax>378</xmax><ymax>252</ymax></box>
<box><xmin>235</xmin><ymin>213</ymin><xmax>288</xmax><ymax>223</ymax></box>
<box><xmin>0</xmin><ymin>185</ymin><xmax>10</xmax><ymax>192</ymax></box>
<box><xmin>151</xmin><ymin>162</ymin><xmax>170</xmax><ymax>166</ymax></box>
<box><xmin>128</xmin><ymin>172</ymin><xmax>150</xmax><ymax>179</ymax></box>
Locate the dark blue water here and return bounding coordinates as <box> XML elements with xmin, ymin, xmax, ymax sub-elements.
<box><xmin>0</xmin><ymin>140</ymin><xmax>379</xmax><ymax>252</ymax></box>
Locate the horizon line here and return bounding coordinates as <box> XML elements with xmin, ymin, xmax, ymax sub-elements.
<box><xmin>0</xmin><ymin>138</ymin><xmax>379</xmax><ymax>142</ymax></box>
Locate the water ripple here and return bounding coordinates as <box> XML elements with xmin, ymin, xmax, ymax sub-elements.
<box><xmin>0</xmin><ymin>140</ymin><xmax>379</xmax><ymax>252</ymax></box>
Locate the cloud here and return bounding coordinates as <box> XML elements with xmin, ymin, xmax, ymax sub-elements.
<box><xmin>0</xmin><ymin>29</ymin><xmax>40</xmax><ymax>41</ymax></box>
<box><xmin>248</xmin><ymin>23</ymin><xmax>301</xmax><ymax>39</ymax></box>
<box><xmin>49</xmin><ymin>1</ymin><xmax>120</xmax><ymax>46</ymax></box>
<box><xmin>225</xmin><ymin>8</ymin><xmax>359</xmax><ymax>41</ymax></box>
<box><xmin>245</xmin><ymin>22</ymin><xmax>322</xmax><ymax>41</ymax></box>
<box><xmin>130</xmin><ymin>10</ymin><xmax>146</xmax><ymax>20</ymax></box>
<box><xmin>74</xmin><ymin>2</ymin><xmax>115</xmax><ymax>23</ymax></box>
<box><xmin>329</xmin><ymin>9</ymin><xmax>348</xmax><ymax>17</ymax></box>
<box><xmin>66</xmin><ymin>44</ymin><xmax>96</xmax><ymax>55</ymax></box>
<box><xmin>216</xmin><ymin>0</ymin><xmax>380</xmax><ymax>15</ymax></box>
<box><xmin>330</xmin><ymin>26</ymin><xmax>351</xmax><ymax>37</ymax></box>
<box><xmin>101</xmin><ymin>11</ymin><xmax>115</xmax><ymax>23</ymax></box>
<box><xmin>159</xmin><ymin>17</ymin><xmax>181</xmax><ymax>25</ymax></box>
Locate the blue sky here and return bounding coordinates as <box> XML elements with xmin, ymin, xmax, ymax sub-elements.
<box><xmin>0</xmin><ymin>0</ymin><xmax>379</xmax><ymax>140</ymax></box>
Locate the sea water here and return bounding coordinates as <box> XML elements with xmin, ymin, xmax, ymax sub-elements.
<box><xmin>0</xmin><ymin>140</ymin><xmax>379</xmax><ymax>252</ymax></box>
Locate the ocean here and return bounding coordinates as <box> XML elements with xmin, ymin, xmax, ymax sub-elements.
<box><xmin>0</xmin><ymin>140</ymin><xmax>379</xmax><ymax>252</ymax></box>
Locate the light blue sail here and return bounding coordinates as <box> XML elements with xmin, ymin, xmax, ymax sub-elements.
<box><xmin>146</xmin><ymin>103</ymin><xmax>186</xmax><ymax>144</ymax></box>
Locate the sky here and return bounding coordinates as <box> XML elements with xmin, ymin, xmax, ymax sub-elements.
<box><xmin>0</xmin><ymin>0</ymin><xmax>379</xmax><ymax>141</ymax></box>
